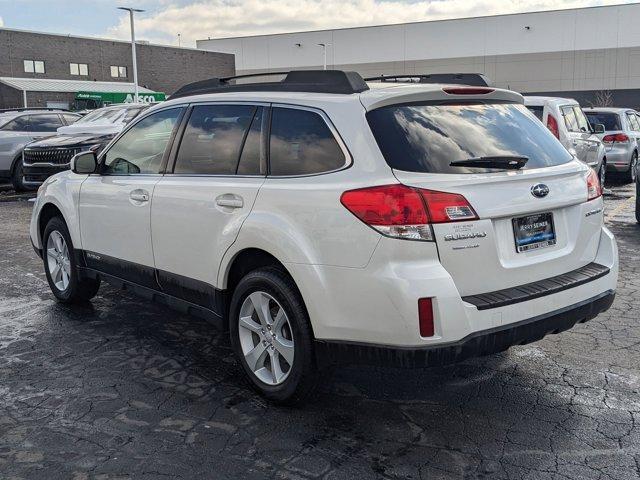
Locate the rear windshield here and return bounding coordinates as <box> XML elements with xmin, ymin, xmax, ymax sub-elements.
<box><xmin>526</xmin><ymin>105</ymin><xmax>544</xmax><ymax>120</ymax></box>
<box><xmin>584</xmin><ymin>111</ymin><xmax>622</xmax><ymax>131</ymax></box>
<box><xmin>366</xmin><ymin>103</ymin><xmax>573</xmax><ymax>174</ymax></box>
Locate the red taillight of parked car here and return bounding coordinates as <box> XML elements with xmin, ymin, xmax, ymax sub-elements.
<box><xmin>587</xmin><ymin>169</ymin><xmax>602</xmax><ymax>201</ymax></box>
<box><xmin>418</xmin><ymin>298</ymin><xmax>435</xmax><ymax>337</ymax></box>
<box><xmin>602</xmin><ymin>133</ymin><xmax>629</xmax><ymax>144</ymax></box>
<box><xmin>546</xmin><ymin>114</ymin><xmax>560</xmax><ymax>139</ymax></box>
<box><xmin>340</xmin><ymin>184</ymin><xmax>478</xmax><ymax>241</ymax></box>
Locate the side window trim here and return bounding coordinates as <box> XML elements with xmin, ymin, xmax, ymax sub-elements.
<box><xmin>267</xmin><ymin>103</ymin><xmax>353</xmax><ymax>178</ymax></box>
<box><xmin>165</xmin><ymin>101</ymin><xmax>269</xmax><ymax>177</ymax></box>
<box><xmin>97</xmin><ymin>106</ymin><xmax>186</xmax><ymax>176</ymax></box>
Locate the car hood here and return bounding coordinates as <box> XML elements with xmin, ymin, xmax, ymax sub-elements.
<box><xmin>26</xmin><ymin>133</ymin><xmax>115</xmax><ymax>148</ymax></box>
<box><xmin>57</xmin><ymin>122</ymin><xmax>125</xmax><ymax>135</ymax></box>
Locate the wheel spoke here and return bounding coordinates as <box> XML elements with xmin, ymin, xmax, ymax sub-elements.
<box><xmin>272</xmin><ymin>307</ymin><xmax>286</xmax><ymax>332</ymax></box>
<box><xmin>61</xmin><ymin>269</ymin><xmax>69</xmax><ymax>289</ymax></box>
<box><xmin>244</xmin><ymin>342</ymin><xmax>268</xmax><ymax>371</ymax></box>
<box><xmin>249</xmin><ymin>291</ymin><xmax>272</xmax><ymax>327</ymax></box>
<box><xmin>47</xmin><ymin>247</ymin><xmax>57</xmax><ymax>259</ymax></box>
<box><xmin>53</xmin><ymin>233</ymin><xmax>64</xmax><ymax>253</ymax></box>
<box><xmin>239</xmin><ymin>315</ymin><xmax>262</xmax><ymax>335</ymax></box>
<box><xmin>273</xmin><ymin>337</ymin><xmax>294</xmax><ymax>365</ymax></box>
<box><xmin>62</xmin><ymin>260</ymin><xmax>71</xmax><ymax>276</ymax></box>
<box><xmin>51</xmin><ymin>263</ymin><xmax>61</xmax><ymax>283</ymax></box>
<box><xmin>269</xmin><ymin>349</ymin><xmax>285</xmax><ymax>384</ymax></box>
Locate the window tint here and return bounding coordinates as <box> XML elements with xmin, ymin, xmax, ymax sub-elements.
<box><xmin>237</xmin><ymin>107</ymin><xmax>264</xmax><ymax>175</ymax></box>
<box><xmin>1</xmin><ymin>116</ymin><xmax>29</xmax><ymax>131</ymax></box>
<box><xmin>526</xmin><ymin>105</ymin><xmax>544</xmax><ymax>121</ymax></box>
<box><xmin>269</xmin><ymin>108</ymin><xmax>345</xmax><ymax>176</ymax></box>
<box><xmin>573</xmin><ymin>107</ymin><xmax>591</xmax><ymax>132</ymax></box>
<box><xmin>585</xmin><ymin>112</ymin><xmax>622</xmax><ymax>131</ymax></box>
<box><xmin>366</xmin><ymin>103</ymin><xmax>573</xmax><ymax>174</ymax></box>
<box><xmin>562</xmin><ymin>106</ymin><xmax>579</xmax><ymax>132</ymax></box>
<box><xmin>103</xmin><ymin>108</ymin><xmax>182</xmax><ymax>175</ymax></box>
<box><xmin>28</xmin><ymin>114</ymin><xmax>63</xmax><ymax>132</ymax></box>
<box><xmin>174</xmin><ymin>104</ymin><xmax>256</xmax><ymax>175</ymax></box>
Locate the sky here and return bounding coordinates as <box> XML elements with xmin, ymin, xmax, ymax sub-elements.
<box><xmin>0</xmin><ymin>0</ymin><xmax>636</xmax><ymax>47</ymax></box>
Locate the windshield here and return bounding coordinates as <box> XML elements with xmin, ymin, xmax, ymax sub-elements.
<box><xmin>75</xmin><ymin>107</ymin><xmax>127</xmax><ymax>124</ymax></box>
<box><xmin>584</xmin><ymin>111</ymin><xmax>622</xmax><ymax>131</ymax></box>
<box><xmin>366</xmin><ymin>103</ymin><xmax>573</xmax><ymax>174</ymax></box>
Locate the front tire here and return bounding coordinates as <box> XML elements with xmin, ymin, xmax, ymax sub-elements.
<box><xmin>229</xmin><ymin>267</ymin><xmax>317</xmax><ymax>404</ymax></box>
<box><xmin>635</xmin><ymin>175</ymin><xmax>640</xmax><ymax>224</ymax></box>
<box><xmin>11</xmin><ymin>159</ymin><xmax>27</xmax><ymax>192</ymax></box>
<box><xmin>43</xmin><ymin>217</ymin><xmax>100</xmax><ymax>303</ymax></box>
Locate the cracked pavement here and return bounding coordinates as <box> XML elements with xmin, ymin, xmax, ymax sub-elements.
<box><xmin>0</xmin><ymin>181</ymin><xmax>639</xmax><ymax>480</ymax></box>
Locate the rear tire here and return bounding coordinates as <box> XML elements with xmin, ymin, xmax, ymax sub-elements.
<box><xmin>635</xmin><ymin>175</ymin><xmax>640</xmax><ymax>224</ymax></box>
<box><xmin>229</xmin><ymin>267</ymin><xmax>317</xmax><ymax>404</ymax></box>
<box><xmin>43</xmin><ymin>216</ymin><xmax>100</xmax><ymax>303</ymax></box>
<box><xmin>626</xmin><ymin>151</ymin><xmax>637</xmax><ymax>184</ymax></box>
<box><xmin>599</xmin><ymin>160</ymin><xmax>607</xmax><ymax>188</ymax></box>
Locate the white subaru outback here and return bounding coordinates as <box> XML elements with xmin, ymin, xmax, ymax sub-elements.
<box><xmin>29</xmin><ymin>71</ymin><xmax>618</xmax><ymax>403</ymax></box>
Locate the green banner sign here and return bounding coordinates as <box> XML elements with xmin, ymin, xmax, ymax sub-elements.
<box><xmin>75</xmin><ymin>91</ymin><xmax>166</xmax><ymax>105</ymax></box>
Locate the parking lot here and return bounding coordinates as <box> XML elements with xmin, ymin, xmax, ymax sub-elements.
<box><xmin>0</xmin><ymin>181</ymin><xmax>638</xmax><ymax>480</ymax></box>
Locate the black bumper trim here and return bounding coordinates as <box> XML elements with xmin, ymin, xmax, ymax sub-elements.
<box><xmin>462</xmin><ymin>262</ymin><xmax>610</xmax><ymax>310</ymax></box>
<box><xmin>314</xmin><ymin>290</ymin><xmax>615</xmax><ymax>368</ymax></box>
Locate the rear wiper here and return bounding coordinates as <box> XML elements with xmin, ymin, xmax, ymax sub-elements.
<box><xmin>449</xmin><ymin>156</ymin><xmax>529</xmax><ymax>170</ymax></box>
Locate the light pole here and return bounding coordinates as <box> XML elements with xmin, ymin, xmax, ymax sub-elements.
<box><xmin>118</xmin><ymin>7</ymin><xmax>144</xmax><ymax>102</ymax></box>
<box><xmin>317</xmin><ymin>43</ymin><xmax>330</xmax><ymax>70</ymax></box>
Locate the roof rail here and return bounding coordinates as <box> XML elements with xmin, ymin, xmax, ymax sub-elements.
<box><xmin>0</xmin><ymin>107</ymin><xmax>69</xmax><ymax>113</ymax></box>
<box><xmin>171</xmin><ymin>70</ymin><xmax>370</xmax><ymax>98</ymax></box>
<box><xmin>364</xmin><ymin>73</ymin><xmax>491</xmax><ymax>87</ymax></box>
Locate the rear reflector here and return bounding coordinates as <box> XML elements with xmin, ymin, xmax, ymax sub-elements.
<box><xmin>587</xmin><ymin>169</ymin><xmax>602</xmax><ymax>201</ymax></box>
<box><xmin>418</xmin><ymin>298</ymin><xmax>435</xmax><ymax>337</ymax></box>
<box><xmin>546</xmin><ymin>114</ymin><xmax>560</xmax><ymax>139</ymax></box>
<box><xmin>442</xmin><ymin>87</ymin><xmax>495</xmax><ymax>95</ymax></box>
<box><xmin>340</xmin><ymin>184</ymin><xmax>478</xmax><ymax>241</ymax></box>
<box><xmin>603</xmin><ymin>133</ymin><xmax>629</xmax><ymax>143</ymax></box>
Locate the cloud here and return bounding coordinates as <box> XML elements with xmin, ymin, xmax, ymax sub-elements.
<box><xmin>105</xmin><ymin>0</ymin><xmax>632</xmax><ymax>47</ymax></box>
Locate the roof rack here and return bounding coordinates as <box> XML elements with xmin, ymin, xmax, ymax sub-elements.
<box><xmin>171</xmin><ymin>70</ymin><xmax>370</xmax><ymax>98</ymax></box>
<box><xmin>364</xmin><ymin>73</ymin><xmax>491</xmax><ymax>87</ymax></box>
<box><xmin>0</xmin><ymin>107</ymin><xmax>69</xmax><ymax>113</ymax></box>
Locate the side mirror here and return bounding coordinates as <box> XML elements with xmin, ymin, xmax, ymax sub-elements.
<box><xmin>71</xmin><ymin>151</ymin><xmax>97</xmax><ymax>174</ymax></box>
<box><xmin>593</xmin><ymin>123</ymin><xmax>605</xmax><ymax>134</ymax></box>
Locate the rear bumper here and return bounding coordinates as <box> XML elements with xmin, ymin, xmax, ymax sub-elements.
<box><xmin>315</xmin><ymin>290</ymin><xmax>615</xmax><ymax>368</ymax></box>
<box><xmin>604</xmin><ymin>146</ymin><xmax>633</xmax><ymax>171</ymax></box>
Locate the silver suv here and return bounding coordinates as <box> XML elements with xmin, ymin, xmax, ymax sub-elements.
<box><xmin>0</xmin><ymin>109</ymin><xmax>80</xmax><ymax>190</ymax></box>
<box><xmin>584</xmin><ymin>107</ymin><xmax>640</xmax><ymax>183</ymax></box>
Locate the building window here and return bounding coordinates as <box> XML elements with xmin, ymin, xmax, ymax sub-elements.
<box><xmin>110</xmin><ymin>65</ymin><xmax>127</xmax><ymax>78</ymax></box>
<box><xmin>70</xmin><ymin>63</ymin><xmax>89</xmax><ymax>76</ymax></box>
<box><xmin>24</xmin><ymin>60</ymin><xmax>45</xmax><ymax>74</ymax></box>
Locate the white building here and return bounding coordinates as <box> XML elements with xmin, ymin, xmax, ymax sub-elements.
<box><xmin>197</xmin><ymin>3</ymin><xmax>640</xmax><ymax>107</ymax></box>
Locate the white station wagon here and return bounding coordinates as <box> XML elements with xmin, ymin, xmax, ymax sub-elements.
<box><xmin>30</xmin><ymin>71</ymin><xmax>618</xmax><ymax>403</ymax></box>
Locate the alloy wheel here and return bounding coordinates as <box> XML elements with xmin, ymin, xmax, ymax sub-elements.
<box><xmin>238</xmin><ymin>291</ymin><xmax>295</xmax><ymax>385</ymax></box>
<box><xmin>46</xmin><ymin>231</ymin><xmax>71</xmax><ymax>291</ymax></box>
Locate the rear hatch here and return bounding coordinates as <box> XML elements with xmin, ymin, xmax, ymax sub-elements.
<box><xmin>366</xmin><ymin>95</ymin><xmax>602</xmax><ymax>296</ymax></box>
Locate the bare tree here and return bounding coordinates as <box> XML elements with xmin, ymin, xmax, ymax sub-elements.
<box><xmin>590</xmin><ymin>90</ymin><xmax>614</xmax><ymax>108</ymax></box>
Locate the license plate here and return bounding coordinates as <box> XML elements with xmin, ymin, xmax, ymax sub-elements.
<box><xmin>512</xmin><ymin>212</ymin><xmax>556</xmax><ymax>253</ymax></box>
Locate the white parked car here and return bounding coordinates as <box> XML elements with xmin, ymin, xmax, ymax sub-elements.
<box><xmin>524</xmin><ymin>97</ymin><xmax>607</xmax><ymax>185</ymax></box>
<box><xmin>30</xmin><ymin>71</ymin><xmax>618</xmax><ymax>403</ymax></box>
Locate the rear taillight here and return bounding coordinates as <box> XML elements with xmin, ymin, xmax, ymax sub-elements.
<box><xmin>418</xmin><ymin>298</ymin><xmax>435</xmax><ymax>337</ymax></box>
<box><xmin>587</xmin><ymin>169</ymin><xmax>602</xmax><ymax>201</ymax></box>
<box><xmin>340</xmin><ymin>184</ymin><xmax>478</xmax><ymax>241</ymax></box>
<box><xmin>546</xmin><ymin>114</ymin><xmax>560</xmax><ymax>139</ymax></box>
<box><xmin>442</xmin><ymin>87</ymin><xmax>495</xmax><ymax>95</ymax></box>
<box><xmin>602</xmin><ymin>133</ymin><xmax>629</xmax><ymax>144</ymax></box>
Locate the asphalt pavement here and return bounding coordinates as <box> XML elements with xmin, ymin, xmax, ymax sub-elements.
<box><xmin>1</xmin><ymin>181</ymin><xmax>639</xmax><ymax>480</ymax></box>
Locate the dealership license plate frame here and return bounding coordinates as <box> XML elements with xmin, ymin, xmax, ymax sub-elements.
<box><xmin>512</xmin><ymin>212</ymin><xmax>557</xmax><ymax>253</ymax></box>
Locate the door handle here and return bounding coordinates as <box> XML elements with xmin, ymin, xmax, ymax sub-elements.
<box><xmin>215</xmin><ymin>194</ymin><xmax>243</xmax><ymax>209</ymax></box>
<box><xmin>130</xmin><ymin>189</ymin><xmax>150</xmax><ymax>203</ymax></box>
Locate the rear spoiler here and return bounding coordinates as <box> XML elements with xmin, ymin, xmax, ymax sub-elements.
<box><xmin>364</xmin><ymin>73</ymin><xmax>492</xmax><ymax>87</ymax></box>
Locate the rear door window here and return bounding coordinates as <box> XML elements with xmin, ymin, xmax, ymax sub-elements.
<box><xmin>268</xmin><ymin>107</ymin><xmax>346</xmax><ymax>176</ymax></box>
<box><xmin>174</xmin><ymin>104</ymin><xmax>256</xmax><ymax>175</ymax></box>
<box><xmin>28</xmin><ymin>114</ymin><xmax>64</xmax><ymax>132</ymax></box>
<box><xmin>366</xmin><ymin>102</ymin><xmax>573</xmax><ymax>174</ymax></box>
<box><xmin>573</xmin><ymin>107</ymin><xmax>591</xmax><ymax>133</ymax></box>
<box><xmin>561</xmin><ymin>106</ymin><xmax>579</xmax><ymax>132</ymax></box>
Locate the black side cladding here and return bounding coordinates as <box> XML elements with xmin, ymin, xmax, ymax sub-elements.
<box><xmin>170</xmin><ymin>70</ymin><xmax>369</xmax><ymax>98</ymax></box>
